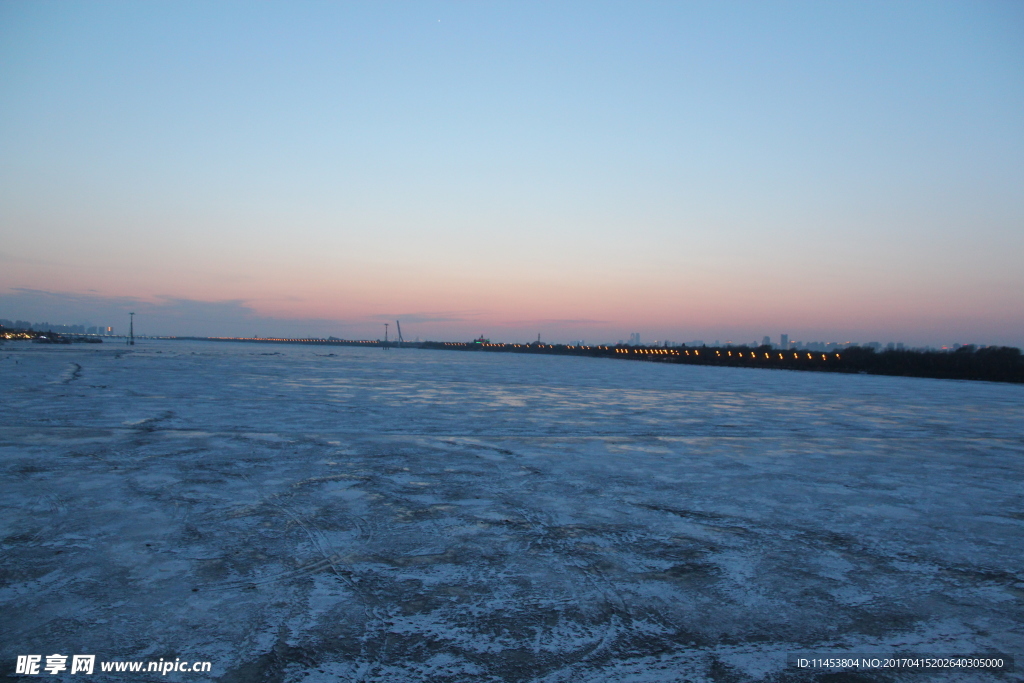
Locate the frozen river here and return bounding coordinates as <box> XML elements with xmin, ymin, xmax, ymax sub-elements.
<box><xmin>1</xmin><ymin>340</ymin><xmax>1022</xmax><ymax>682</ymax></box>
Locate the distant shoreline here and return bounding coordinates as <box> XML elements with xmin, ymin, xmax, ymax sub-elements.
<box><xmin>0</xmin><ymin>326</ymin><xmax>103</xmax><ymax>344</ymax></box>
<box><xmin>158</xmin><ymin>336</ymin><xmax>1024</xmax><ymax>384</ymax></box>
<box><xmin>7</xmin><ymin>327</ymin><xmax>1019</xmax><ymax>383</ymax></box>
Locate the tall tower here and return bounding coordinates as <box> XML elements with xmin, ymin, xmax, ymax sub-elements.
<box><xmin>780</xmin><ymin>333</ymin><xmax>788</xmax><ymax>349</ymax></box>
<box><xmin>129</xmin><ymin>312</ymin><xmax>135</xmax><ymax>346</ymax></box>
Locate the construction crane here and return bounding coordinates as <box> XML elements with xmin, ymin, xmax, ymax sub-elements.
<box><xmin>395</xmin><ymin>320</ymin><xmax>404</xmax><ymax>348</ymax></box>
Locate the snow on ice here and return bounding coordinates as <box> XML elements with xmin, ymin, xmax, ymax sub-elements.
<box><xmin>1</xmin><ymin>340</ymin><xmax>1022</xmax><ymax>682</ymax></box>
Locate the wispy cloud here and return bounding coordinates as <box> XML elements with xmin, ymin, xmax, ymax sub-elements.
<box><xmin>0</xmin><ymin>288</ymin><xmax>355</xmax><ymax>338</ymax></box>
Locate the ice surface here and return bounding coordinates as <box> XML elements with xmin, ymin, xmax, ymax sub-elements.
<box><xmin>1</xmin><ymin>340</ymin><xmax>1022</xmax><ymax>682</ymax></box>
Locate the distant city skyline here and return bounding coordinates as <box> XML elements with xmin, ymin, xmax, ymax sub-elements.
<box><xmin>2</xmin><ymin>2</ymin><xmax>1022</xmax><ymax>347</ymax></box>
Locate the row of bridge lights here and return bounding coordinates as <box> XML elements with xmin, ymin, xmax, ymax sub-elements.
<box><xmin>427</xmin><ymin>343</ymin><xmax>845</xmax><ymax>362</ymax></box>
<box><xmin>212</xmin><ymin>338</ymin><xmax>843</xmax><ymax>362</ymax></box>
<box><xmin>616</xmin><ymin>348</ymin><xmax>681</xmax><ymax>355</ymax></box>
<box><xmin>616</xmin><ymin>348</ymin><xmax>841</xmax><ymax>361</ymax></box>
<box><xmin>711</xmin><ymin>350</ymin><xmax>837</xmax><ymax>361</ymax></box>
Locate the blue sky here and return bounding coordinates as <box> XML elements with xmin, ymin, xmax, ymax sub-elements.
<box><xmin>2</xmin><ymin>1</ymin><xmax>1022</xmax><ymax>345</ymax></box>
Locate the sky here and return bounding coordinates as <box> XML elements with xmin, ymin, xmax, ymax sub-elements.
<box><xmin>2</xmin><ymin>1</ymin><xmax>1022</xmax><ymax>346</ymax></box>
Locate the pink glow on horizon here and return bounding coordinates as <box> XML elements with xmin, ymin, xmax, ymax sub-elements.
<box><xmin>3</xmin><ymin>242</ymin><xmax>1022</xmax><ymax>345</ymax></box>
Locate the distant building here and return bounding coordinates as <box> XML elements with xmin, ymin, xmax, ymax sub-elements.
<box><xmin>780</xmin><ymin>334</ymin><xmax>789</xmax><ymax>348</ymax></box>
<box><xmin>762</xmin><ymin>336</ymin><xmax>771</xmax><ymax>347</ymax></box>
